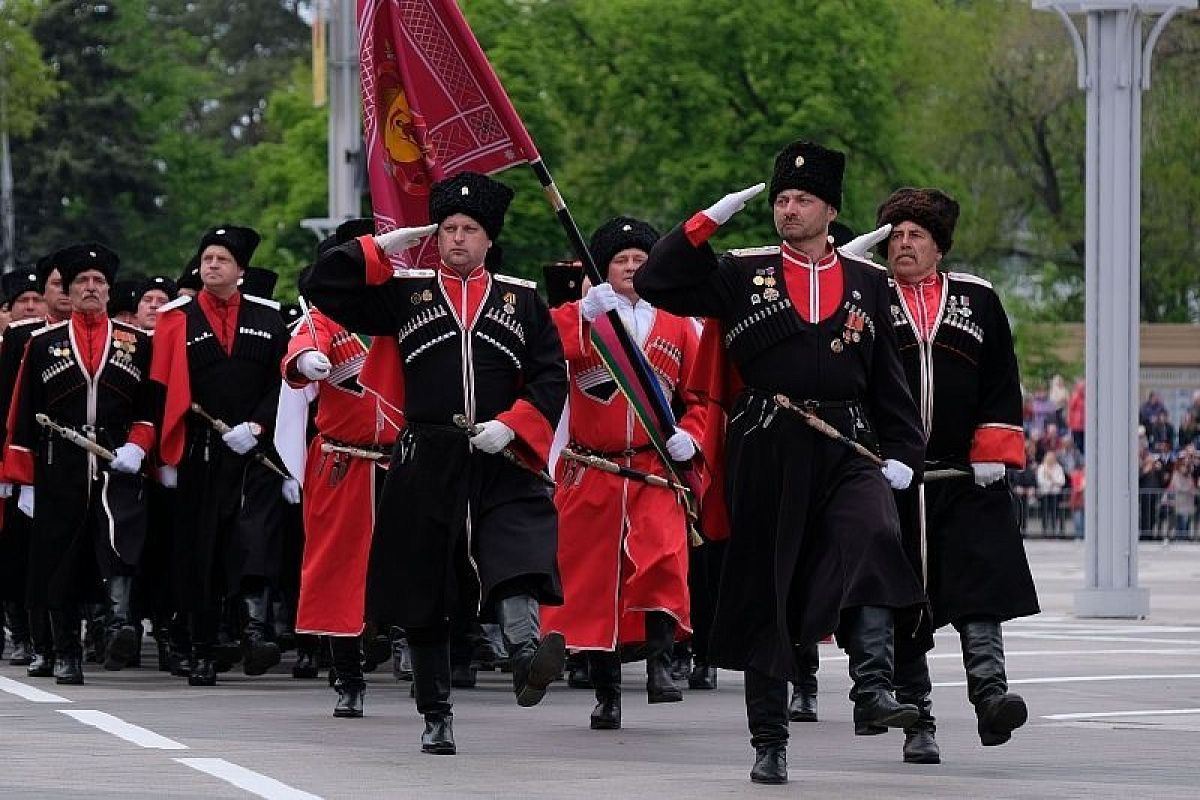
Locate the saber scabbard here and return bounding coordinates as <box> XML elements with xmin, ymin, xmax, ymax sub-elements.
<box><xmin>190</xmin><ymin>402</ymin><xmax>292</xmax><ymax>480</ymax></box>
<box><xmin>560</xmin><ymin>447</ymin><xmax>690</xmax><ymax>493</ymax></box>
<box><xmin>773</xmin><ymin>394</ymin><xmax>884</xmax><ymax>467</ymax></box>
<box><xmin>924</xmin><ymin>468</ymin><xmax>973</xmax><ymax>482</ymax></box>
<box><xmin>320</xmin><ymin>442</ymin><xmax>385</xmax><ymax>462</ymax></box>
<box><xmin>452</xmin><ymin>415</ymin><xmax>556</xmax><ymax>488</ymax></box>
<box><xmin>35</xmin><ymin>414</ymin><xmax>115</xmax><ymax>461</ymax></box>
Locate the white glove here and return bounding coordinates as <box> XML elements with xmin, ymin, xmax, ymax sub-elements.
<box><xmin>701</xmin><ymin>183</ymin><xmax>767</xmax><ymax>225</ymax></box>
<box><xmin>0</xmin><ymin>482</ymin><xmax>12</xmax><ymax>499</ymax></box>
<box><xmin>469</xmin><ymin>420</ymin><xmax>515</xmax><ymax>454</ymax></box>
<box><xmin>666</xmin><ymin>428</ymin><xmax>697</xmax><ymax>461</ymax></box>
<box><xmin>158</xmin><ymin>465</ymin><xmax>178</xmax><ymax>488</ymax></box>
<box><xmin>17</xmin><ymin>486</ymin><xmax>33</xmax><ymax>518</ymax></box>
<box><xmin>374</xmin><ymin>224</ymin><xmax>439</xmax><ymax>255</ymax></box>
<box><xmin>881</xmin><ymin>459</ymin><xmax>914</xmax><ymax>490</ymax></box>
<box><xmin>222</xmin><ymin>422</ymin><xmax>259</xmax><ymax>455</ymax></box>
<box><xmin>296</xmin><ymin>351</ymin><xmax>332</xmax><ymax>381</ymax></box>
<box><xmin>110</xmin><ymin>443</ymin><xmax>146</xmax><ymax>474</ymax></box>
<box><xmin>972</xmin><ymin>462</ymin><xmax>1006</xmax><ymax>487</ymax></box>
<box><xmin>580</xmin><ymin>282</ymin><xmax>621</xmax><ymax>322</ymax></box>
<box><xmin>282</xmin><ymin>478</ymin><xmax>302</xmax><ymax>505</ymax></box>
<box><xmin>838</xmin><ymin>223</ymin><xmax>892</xmax><ymax>261</ymax></box>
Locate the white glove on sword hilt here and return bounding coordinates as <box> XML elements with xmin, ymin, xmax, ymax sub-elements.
<box><xmin>375</xmin><ymin>224</ymin><xmax>439</xmax><ymax>255</ymax></box>
<box><xmin>837</xmin><ymin>223</ymin><xmax>891</xmax><ymax>262</ymax></box>
<box><xmin>296</xmin><ymin>351</ymin><xmax>332</xmax><ymax>381</ymax></box>
<box><xmin>881</xmin><ymin>458</ymin><xmax>914</xmax><ymax>490</ymax></box>
<box><xmin>701</xmin><ymin>183</ymin><xmax>767</xmax><ymax>226</ymax></box>
<box><xmin>469</xmin><ymin>420</ymin><xmax>516</xmax><ymax>455</ymax></box>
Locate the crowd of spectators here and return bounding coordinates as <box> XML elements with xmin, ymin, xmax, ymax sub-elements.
<box><xmin>1009</xmin><ymin>378</ymin><xmax>1200</xmax><ymax>541</ymax></box>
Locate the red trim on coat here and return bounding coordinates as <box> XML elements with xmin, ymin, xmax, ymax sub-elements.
<box><xmin>683</xmin><ymin>213</ymin><xmax>719</xmax><ymax>247</ymax></box>
<box><xmin>357</xmin><ymin>235</ymin><xmax>393</xmax><ymax>286</ymax></box>
<box><xmin>149</xmin><ymin>308</ymin><xmax>191</xmax><ymax>467</ymax></box>
<box><xmin>495</xmin><ymin>399</ymin><xmax>554</xmax><ymax>472</ymax></box>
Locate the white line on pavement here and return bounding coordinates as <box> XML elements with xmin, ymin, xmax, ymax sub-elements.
<box><xmin>175</xmin><ymin>758</ymin><xmax>323</xmax><ymax>800</ymax></box>
<box><xmin>1006</xmin><ymin>633</ymin><xmax>1200</xmax><ymax>645</ymax></box>
<box><xmin>935</xmin><ymin>673</ymin><xmax>1200</xmax><ymax>687</ymax></box>
<box><xmin>59</xmin><ymin>709</ymin><xmax>188</xmax><ymax>749</ymax></box>
<box><xmin>1043</xmin><ymin>708</ymin><xmax>1200</xmax><ymax>720</ymax></box>
<box><xmin>0</xmin><ymin>676</ymin><xmax>70</xmax><ymax>703</ymax></box>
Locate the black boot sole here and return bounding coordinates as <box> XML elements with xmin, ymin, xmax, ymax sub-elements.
<box><xmin>856</xmin><ymin>706</ymin><xmax>919</xmax><ymax>731</ymax></box>
<box><xmin>421</xmin><ymin>743</ymin><xmax>456</xmax><ymax>755</ymax></box>
<box><xmin>333</xmin><ymin>706</ymin><xmax>364</xmax><ymax>718</ymax></box>
<box><xmin>515</xmin><ymin>633</ymin><xmax>566</xmax><ymax>707</ymax></box>
<box><xmin>980</xmin><ymin>695</ymin><xmax>1027</xmax><ymax>746</ymax></box>
<box><xmin>790</xmin><ymin>711</ymin><xmax>818</xmax><ymax>723</ymax></box>
<box><xmin>750</xmin><ymin>774</ymin><xmax>788</xmax><ymax>785</ymax></box>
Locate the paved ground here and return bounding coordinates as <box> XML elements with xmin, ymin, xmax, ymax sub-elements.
<box><xmin>3</xmin><ymin>539</ymin><xmax>1200</xmax><ymax>799</ymax></box>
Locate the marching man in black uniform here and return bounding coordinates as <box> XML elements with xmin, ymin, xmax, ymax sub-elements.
<box><xmin>879</xmin><ymin>187</ymin><xmax>1040</xmax><ymax>763</ymax></box>
<box><xmin>301</xmin><ymin>171</ymin><xmax>568</xmax><ymax>757</ymax></box>
<box><xmin>634</xmin><ymin>140</ymin><xmax>928</xmax><ymax>785</ymax></box>
<box><xmin>150</xmin><ymin>225</ymin><xmax>292</xmax><ymax>686</ymax></box>
<box><xmin>5</xmin><ymin>243</ymin><xmax>157</xmax><ymax>684</ymax></box>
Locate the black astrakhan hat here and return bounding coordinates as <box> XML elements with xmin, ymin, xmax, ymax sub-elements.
<box><xmin>34</xmin><ymin>254</ymin><xmax>55</xmax><ymax>293</ymax></box>
<box><xmin>54</xmin><ymin>242</ymin><xmax>120</xmax><ymax>287</ymax></box>
<box><xmin>589</xmin><ymin>216</ymin><xmax>660</xmax><ymax>272</ymax></box>
<box><xmin>768</xmin><ymin>140</ymin><xmax>846</xmax><ymax>210</ymax></box>
<box><xmin>317</xmin><ymin>217</ymin><xmax>376</xmax><ymax>258</ymax></box>
<box><xmin>543</xmin><ymin>260</ymin><xmax>584</xmax><ymax>309</ymax></box>
<box><xmin>876</xmin><ymin>187</ymin><xmax>960</xmax><ymax>254</ymax></box>
<box><xmin>107</xmin><ymin>279</ymin><xmax>142</xmax><ymax>316</ymax></box>
<box><xmin>238</xmin><ymin>266</ymin><xmax>278</xmax><ymax>299</ymax></box>
<box><xmin>195</xmin><ymin>224</ymin><xmax>261</xmax><ymax>269</ymax></box>
<box><xmin>1</xmin><ymin>269</ymin><xmax>42</xmax><ymax>304</ymax></box>
<box><xmin>428</xmin><ymin>172</ymin><xmax>514</xmax><ymax>240</ymax></box>
<box><xmin>177</xmin><ymin>253</ymin><xmax>201</xmax><ymax>292</ymax></box>
<box><xmin>136</xmin><ymin>275</ymin><xmax>177</xmax><ymax>303</ymax></box>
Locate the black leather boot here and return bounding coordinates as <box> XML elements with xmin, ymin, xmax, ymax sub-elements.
<box><xmin>410</xmin><ymin>642</ymin><xmax>455</xmax><ymax>755</ymax></box>
<box><xmin>745</xmin><ymin>668</ymin><xmax>788</xmax><ymax>784</ymax></box>
<box><xmin>669</xmin><ymin>642</ymin><xmax>692</xmax><ymax>682</ymax></box>
<box><xmin>449</xmin><ymin>626</ymin><xmax>477</xmax><ymax>687</ymax></box>
<box><xmin>958</xmin><ymin>619</ymin><xmax>1027</xmax><ymax>746</ymax></box>
<box><xmin>188</xmin><ymin>612</ymin><xmax>217</xmax><ymax>686</ymax></box>
<box><xmin>241</xmin><ymin>588</ymin><xmax>281</xmax><ymax>676</ymax></box>
<box><xmin>588</xmin><ymin>651</ymin><xmax>622</xmax><ymax>730</ymax></box>
<box><xmin>6</xmin><ymin>602</ymin><xmax>33</xmax><ymax>665</ymax></box>
<box><xmin>566</xmin><ymin>652</ymin><xmax>592</xmax><ymax>689</ymax></box>
<box><xmin>789</xmin><ymin>643</ymin><xmax>819</xmax><ymax>722</ymax></box>
<box><xmin>840</xmin><ymin>606</ymin><xmax>918</xmax><ymax>733</ymax></box>
<box><xmin>496</xmin><ymin>595</ymin><xmax>565</xmax><ymax>707</ymax></box>
<box><xmin>169</xmin><ymin>613</ymin><xmax>192</xmax><ymax>677</ymax></box>
<box><xmin>391</xmin><ymin>627</ymin><xmax>412</xmax><ymax>681</ymax></box>
<box><xmin>103</xmin><ymin>576</ymin><xmax>139</xmax><ymax>670</ymax></box>
<box><xmin>328</xmin><ymin>635</ymin><xmax>364</xmax><ymax>717</ymax></box>
<box><xmin>895</xmin><ymin>650</ymin><xmax>939</xmax><ymax>764</ymax></box>
<box><xmin>644</xmin><ymin>612</ymin><xmax>683</xmax><ymax>703</ymax></box>
<box><xmin>688</xmin><ymin>662</ymin><xmax>717</xmax><ymax>690</ymax></box>
<box><xmin>50</xmin><ymin>611</ymin><xmax>84</xmax><ymax>685</ymax></box>
<box><xmin>292</xmin><ymin>634</ymin><xmax>319</xmax><ymax>679</ymax></box>
<box><xmin>27</xmin><ymin>608</ymin><xmax>55</xmax><ymax>677</ymax></box>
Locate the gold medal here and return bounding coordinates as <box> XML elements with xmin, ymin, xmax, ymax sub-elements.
<box><xmin>764</xmin><ymin>277</ymin><xmax>776</xmax><ymax>287</ymax></box>
<box><xmin>503</xmin><ymin>291</ymin><xmax>517</xmax><ymax>305</ymax></box>
<box><xmin>753</xmin><ymin>275</ymin><xmax>764</xmax><ymax>286</ymax></box>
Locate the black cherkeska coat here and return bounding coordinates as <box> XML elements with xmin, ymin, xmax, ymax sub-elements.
<box><xmin>890</xmin><ymin>271</ymin><xmax>1039</xmax><ymax>629</ymax></box>
<box><xmin>300</xmin><ymin>239</ymin><xmax>566</xmax><ymax>631</ymax></box>
<box><xmin>8</xmin><ymin>317</ymin><xmax>156</xmax><ymax>609</ymax></box>
<box><xmin>635</xmin><ymin>226</ymin><xmax>928</xmax><ymax>681</ymax></box>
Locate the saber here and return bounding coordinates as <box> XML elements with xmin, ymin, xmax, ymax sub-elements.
<box><xmin>560</xmin><ymin>447</ymin><xmax>691</xmax><ymax>493</ymax></box>
<box><xmin>35</xmin><ymin>414</ymin><xmax>115</xmax><ymax>461</ymax></box>
<box><xmin>452</xmin><ymin>414</ymin><xmax>555</xmax><ymax>488</ymax></box>
<box><xmin>190</xmin><ymin>403</ymin><xmax>292</xmax><ymax>480</ymax></box>
<box><xmin>924</xmin><ymin>468</ymin><xmax>973</xmax><ymax>482</ymax></box>
<box><xmin>297</xmin><ymin>294</ymin><xmax>320</xmax><ymax>344</ymax></box>
<box><xmin>773</xmin><ymin>394</ymin><xmax>884</xmax><ymax>467</ymax></box>
<box><xmin>561</xmin><ymin>446</ymin><xmax>703</xmax><ymax>546</ymax></box>
<box><xmin>320</xmin><ymin>441</ymin><xmax>385</xmax><ymax>462</ymax></box>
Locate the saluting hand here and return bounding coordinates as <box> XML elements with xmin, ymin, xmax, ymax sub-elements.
<box><xmin>375</xmin><ymin>224</ymin><xmax>439</xmax><ymax>255</ymax></box>
<box><xmin>702</xmin><ymin>183</ymin><xmax>767</xmax><ymax>225</ymax></box>
<box><xmin>838</xmin><ymin>223</ymin><xmax>891</xmax><ymax>262</ymax></box>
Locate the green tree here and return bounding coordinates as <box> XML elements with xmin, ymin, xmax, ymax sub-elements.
<box><xmin>0</xmin><ymin>0</ymin><xmax>58</xmax><ymax>139</ymax></box>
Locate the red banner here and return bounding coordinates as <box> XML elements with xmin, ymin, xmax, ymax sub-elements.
<box><xmin>358</xmin><ymin>0</ymin><xmax>539</xmax><ymax>267</ymax></box>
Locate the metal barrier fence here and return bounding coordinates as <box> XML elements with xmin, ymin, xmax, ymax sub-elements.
<box><xmin>1012</xmin><ymin>487</ymin><xmax>1197</xmax><ymax>541</ymax></box>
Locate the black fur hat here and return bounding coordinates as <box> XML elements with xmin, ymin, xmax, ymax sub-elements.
<box><xmin>589</xmin><ymin>216</ymin><xmax>660</xmax><ymax>272</ymax></box>
<box><xmin>428</xmin><ymin>172</ymin><xmax>514</xmax><ymax>240</ymax></box>
<box><xmin>1</xmin><ymin>269</ymin><xmax>41</xmax><ymax>304</ymax></box>
<box><xmin>195</xmin><ymin>224</ymin><xmax>261</xmax><ymax>269</ymax></box>
<box><xmin>53</xmin><ymin>242</ymin><xmax>120</xmax><ymax>287</ymax></box>
<box><xmin>768</xmin><ymin>140</ymin><xmax>845</xmax><ymax>210</ymax></box>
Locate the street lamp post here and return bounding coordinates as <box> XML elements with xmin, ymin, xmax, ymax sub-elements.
<box><xmin>1034</xmin><ymin>1</ymin><xmax>1195</xmax><ymax>618</ymax></box>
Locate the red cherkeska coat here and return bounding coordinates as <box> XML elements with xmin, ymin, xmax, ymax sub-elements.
<box><xmin>541</xmin><ymin>300</ymin><xmax>704</xmax><ymax>650</ymax></box>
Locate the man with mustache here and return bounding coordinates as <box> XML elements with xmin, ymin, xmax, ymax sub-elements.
<box><xmin>4</xmin><ymin>244</ymin><xmax>156</xmax><ymax>684</ymax></box>
<box><xmin>879</xmin><ymin>187</ymin><xmax>1039</xmax><ymax>763</ymax></box>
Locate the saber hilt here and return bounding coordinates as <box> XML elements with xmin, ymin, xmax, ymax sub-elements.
<box><xmin>189</xmin><ymin>403</ymin><xmax>292</xmax><ymax>480</ymax></box>
<box><xmin>320</xmin><ymin>441</ymin><xmax>385</xmax><ymax>462</ymax></box>
<box><xmin>773</xmin><ymin>394</ymin><xmax>885</xmax><ymax>467</ymax></box>
<box><xmin>35</xmin><ymin>414</ymin><xmax>115</xmax><ymax>461</ymax></box>
<box><xmin>452</xmin><ymin>414</ymin><xmax>555</xmax><ymax>488</ymax></box>
<box><xmin>560</xmin><ymin>447</ymin><xmax>690</xmax><ymax>493</ymax></box>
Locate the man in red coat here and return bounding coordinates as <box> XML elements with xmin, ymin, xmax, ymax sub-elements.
<box><xmin>542</xmin><ymin>217</ymin><xmax>704</xmax><ymax>730</ymax></box>
<box><xmin>277</xmin><ymin>219</ymin><xmax>404</xmax><ymax>719</ymax></box>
